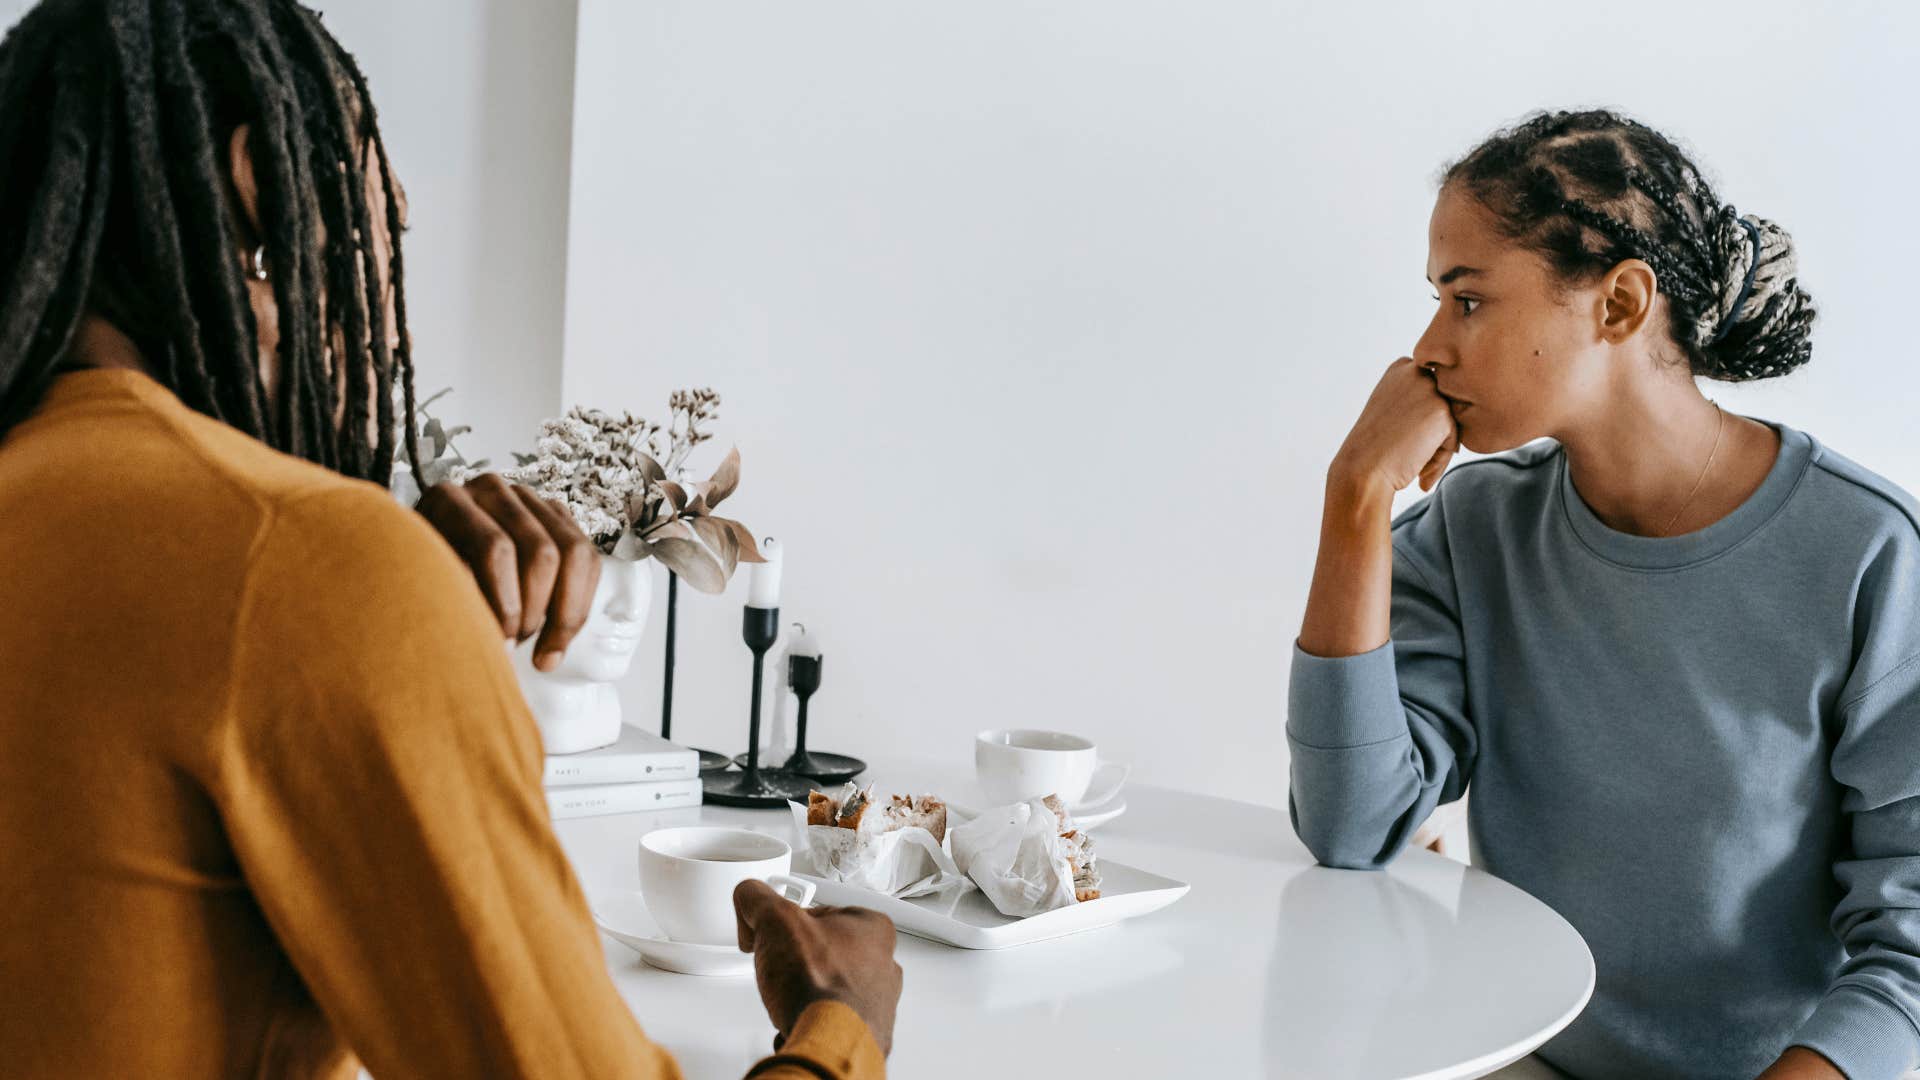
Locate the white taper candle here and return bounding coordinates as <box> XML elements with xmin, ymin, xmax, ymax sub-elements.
<box><xmin>747</xmin><ymin>536</ymin><xmax>783</xmax><ymax>608</ymax></box>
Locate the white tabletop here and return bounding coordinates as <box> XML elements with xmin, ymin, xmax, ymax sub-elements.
<box><xmin>552</xmin><ymin>757</ymin><xmax>1593</xmax><ymax>1080</ymax></box>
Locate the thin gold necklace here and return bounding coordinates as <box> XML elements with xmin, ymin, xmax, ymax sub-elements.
<box><xmin>1659</xmin><ymin>401</ymin><xmax>1724</xmax><ymax>537</ymax></box>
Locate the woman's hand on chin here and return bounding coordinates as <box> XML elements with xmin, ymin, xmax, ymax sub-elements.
<box><xmin>1329</xmin><ymin>356</ymin><xmax>1460</xmax><ymax>496</ymax></box>
<box><xmin>415</xmin><ymin>472</ymin><xmax>603</xmax><ymax>672</ymax></box>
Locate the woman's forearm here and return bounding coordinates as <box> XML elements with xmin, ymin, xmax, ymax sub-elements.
<box><xmin>1755</xmin><ymin>1046</ymin><xmax>1845</xmax><ymax>1080</ymax></box>
<box><xmin>1298</xmin><ymin>469</ymin><xmax>1396</xmax><ymax>659</ymax></box>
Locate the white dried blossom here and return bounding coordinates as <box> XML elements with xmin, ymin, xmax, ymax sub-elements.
<box><xmin>503</xmin><ymin>405</ymin><xmax>673</xmax><ymax>553</ymax></box>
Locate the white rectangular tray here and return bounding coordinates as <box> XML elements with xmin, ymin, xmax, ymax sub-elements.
<box><xmin>796</xmin><ymin>857</ymin><xmax>1188</xmax><ymax>950</ymax></box>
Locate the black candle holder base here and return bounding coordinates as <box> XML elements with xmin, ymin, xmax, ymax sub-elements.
<box><xmin>702</xmin><ymin>767</ymin><xmax>818</xmax><ymax>808</ymax></box>
<box><xmin>694</xmin><ymin>748</ymin><xmax>733</xmax><ymax>774</ymax></box>
<box><xmin>731</xmin><ymin>750</ymin><xmax>865</xmax><ymax>785</ymax></box>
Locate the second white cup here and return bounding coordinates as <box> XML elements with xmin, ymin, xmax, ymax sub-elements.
<box><xmin>975</xmin><ymin>728</ymin><xmax>1118</xmax><ymax>806</ymax></box>
<box><xmin>637</xmin><ymin>826</ymin><xmax>816</xmax><ymax>946</ymax></box>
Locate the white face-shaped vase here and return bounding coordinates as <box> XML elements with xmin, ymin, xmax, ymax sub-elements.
<box><xmin>511</xmin><ymin>553</ymin><xmax>654</xmax><ymax>755</ymax></box>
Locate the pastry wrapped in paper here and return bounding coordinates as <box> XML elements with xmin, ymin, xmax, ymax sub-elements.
<box><xmin>948</xmin><ymin>794</ymin><xmax>1103</xmax><ymax>917</ymax></box>
<box><xmin>788</xmin><ymin>783</ymin><xmax>970</xmax><ymax>899</ymax></box>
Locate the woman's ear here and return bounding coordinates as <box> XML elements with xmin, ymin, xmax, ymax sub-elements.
<box><xmin>1598</xmin><ymin>258</ymin><xmax>1658</xmax><ymax>343</ymax></box>
<box><xmin>225</xmin><ymin>121</ymin><xmax>282</xmax><ymax>406</ymax></box>
<box><xmin>226</xmin><ymin>123</ymin><xmax>263</xmax><ymax>241</ymax></box>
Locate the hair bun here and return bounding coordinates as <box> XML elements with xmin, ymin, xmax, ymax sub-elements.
<box><xmin>1696</xmin><ymin>208</ymin><xmax>1816</xmax><ymax>381</ymax></box>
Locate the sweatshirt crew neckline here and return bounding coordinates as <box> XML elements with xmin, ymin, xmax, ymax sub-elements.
<box><xmin>1555</xmin><ymin>417</ymin><xmax>1814</xmax><ymax>571</ymax></box>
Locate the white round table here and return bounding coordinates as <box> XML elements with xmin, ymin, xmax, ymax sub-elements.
<box><xmin>552</xmin><ymin>757</ymin><xmax>1593</xmax><ymax>1080</ymax></box>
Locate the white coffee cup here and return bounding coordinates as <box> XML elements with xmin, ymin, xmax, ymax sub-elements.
<box><xmin>975</xmin><ymin>728</ymin><xmax>1126</xmax><ymax>806</ymax></box>
<box><xmin>637</xmin><ymin>826</ymin><xmax>816</xmax><ymax>946</ymax></box>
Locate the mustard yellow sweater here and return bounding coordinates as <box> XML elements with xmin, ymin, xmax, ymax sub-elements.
<box><xmin>0</xmin><ymin>368</ymin><xmax>883</xmax><ymax>1079</ymax></box>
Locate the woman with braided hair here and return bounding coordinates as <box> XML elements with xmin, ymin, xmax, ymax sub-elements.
<box><xmin>1289</xmin><ymin>110</ymin><xmax>1920</xmax><ymax>1080</ymax></box>
<box><xmin>0</xmin><ymin>1</ymin><xmax>899</xmax><ymax>1077</ymax></box>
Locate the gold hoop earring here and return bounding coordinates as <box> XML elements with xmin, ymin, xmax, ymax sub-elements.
<box><xmin>248</xmin><ymin>245</ymin><xmax>269</xmax><ymax>282</ymax></box>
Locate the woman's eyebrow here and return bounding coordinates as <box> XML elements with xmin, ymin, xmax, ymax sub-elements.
<box><xmin>1427</xmin><ymin>265</ymin><xmax>1484</xmax><ymax>286</ymax></box>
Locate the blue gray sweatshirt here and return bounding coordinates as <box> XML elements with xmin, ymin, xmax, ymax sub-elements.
<box><xmin>1286</xmin><ymin>419</ymin><xmax>1920</xmax><ymax>1080</ymax></box>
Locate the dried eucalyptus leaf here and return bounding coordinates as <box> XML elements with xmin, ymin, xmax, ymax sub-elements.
<box><xmin>611</xmin><ymin>531</ymin><xmax>649</xmax><ymax>561</ymax></box>
<box><xmin>649</xmin><ymin>536</ymin><xmax>728</xmax><ymax>594</ymax></box>
<box><xmin>642</xmin><ymin>518</ymin><xmax>698</xmax><ymax>546</ymax></box>
<box><xmin>718</xmin><ymin>517</ymin><xmax>765</xmax><ymax>563</ymax></box>
<box><xmin>690</xmin><ymin>516</ymin><xmax>740</xmax><ymax>579</ymax></box>
<box><xmin>705</xmin><ymin>447</ymin><xmax>742</xmax><ymax>509</ymax></box>
<box><xmin>635</xmin><ymin>453</ymin><xmax>667</xmax><ymax>485</ymax></box>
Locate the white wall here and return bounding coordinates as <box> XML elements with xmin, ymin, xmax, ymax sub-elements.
<box><xmin>284</xmin><ymin>0</ymin><xmax>581</xmax><ymax>468</ymax></box>
<box><xmin>561</xmin><ymin>0</ymin><xmax>1920</xmax><ymax>805</ymax></box>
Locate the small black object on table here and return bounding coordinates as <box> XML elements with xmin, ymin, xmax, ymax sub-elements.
<box><xmin>731</xmin><ymin>629</ymin><xmax>864</xmax><ymax>784</ymax></box>
<box><xmin>702</xmin><ymin>606</ymin><xmax>817</xmax><ymax>808</ymax></box>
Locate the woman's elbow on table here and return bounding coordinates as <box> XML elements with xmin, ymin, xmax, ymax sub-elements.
<box><xmin>1287</xmin><ymin>788</ymin><xmax>1406</xmax><ymax>871</ymax></box>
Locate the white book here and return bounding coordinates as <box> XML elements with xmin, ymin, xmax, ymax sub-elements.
<box><xmin>543</xmin><ymin>725</ymin><xmax>700</xmax><ymax>788</ymax></box>
<box><xmin>546</xmin><ymin>777</ymin><xmax>706</xmax><ymax>821</ymax></box>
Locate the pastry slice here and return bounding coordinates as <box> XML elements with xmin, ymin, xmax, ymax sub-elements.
<box><xmin>807</xmin><ymin>783</ymin><xmax>873</xmax><ymax>829</ymax></box>
<box><xmin>1040</xmin><ymin>795</ymin><xmax>1101</xmax><ymax>901</ymax></box>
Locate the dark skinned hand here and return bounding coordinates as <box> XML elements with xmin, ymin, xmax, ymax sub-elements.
<box><xmin>414</xmin><ymin>473</ymin><xmax>602</xmax><ymax>671</ymax></box>
<box><xmin>733</xmin><ymin>878</ymin><xmax>903</xmax><ymax>1056</ymax></box>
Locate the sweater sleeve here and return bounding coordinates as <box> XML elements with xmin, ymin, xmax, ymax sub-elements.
<box><xmin>1788</xmin><ymin>524</ymin><xmax>1920</xmax><ymax>1080</ymax></box>
<box><xmin>1286</xmin><ymin>492</ymin><xmax>1477</xmax><ymax>870</ymax></box>
<box><xmin>749</xmin><ymin>1002</ymin><xmax>887</xmax><ymax>1079</ymax></box>
<box><xmin>212</xmin><ymin>484</ymin><xmax>882</xmax><ymax>1080</ymax></box>
<box><xmin>1788</xmin><ymin>653</ymin><xmax>1920</xmax><ymax>1080</ymax></box>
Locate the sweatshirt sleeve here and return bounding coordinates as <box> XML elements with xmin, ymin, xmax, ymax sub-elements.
<box><xmin>212</xmin><ymin>484</ymin><xmax>882</xmax><ymax>1080</ymax></box>
<box><xmin>1789</xmin><ymin>531</ymin><xmax>1920</xmax><ymax>1080</ymax></box>
<box><xmin>748</xmin><ymin>1002</ymin><xmax>887</xmax><ymax>1079</ymax></box>
<box><xmin>1286</xmin><ymin>492</ymin><xmax>1477</xmax><ymax>870</ymax></box>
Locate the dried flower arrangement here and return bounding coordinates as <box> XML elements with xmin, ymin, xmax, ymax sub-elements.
<box><xmin>503</xmin><ymin>388</ymin><xmax>763</xmax><ymax>593</ymax></box>
<box><xmin>390</xmin><ymin>386</ymin><xmax>488</xmax><ymax>506</ymax></box>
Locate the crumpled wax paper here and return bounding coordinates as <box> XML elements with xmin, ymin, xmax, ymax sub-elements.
<box><xmin>947</xmin><ymin>797</ymin><xmax>1079</xmax><ymax>917</ymax></box>
<box><xmin>786</xmin><ymin>800</ymin><xmax>972</xmax><ymax>899</ymax></box>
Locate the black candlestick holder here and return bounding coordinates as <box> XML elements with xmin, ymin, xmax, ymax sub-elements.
<box><xmin>702</xmin><ymin>606</ymin><xmax>817</xmax><ymax>807</ymax></box>
<box><xmin>659</xmin><ymin>570</ymin><xmax>731</xmax><ymax>775</ymax></box>
<box><xmin>733</xmin><ymin>648</ymin><xmax>864</xmax><ymax>784</ymax></box>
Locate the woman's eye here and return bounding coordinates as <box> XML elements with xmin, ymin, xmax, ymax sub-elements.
<box><xmin>1456</xmin><ymin>296</ymin><xmax>1480</xmax><ymax>316</ymax></box>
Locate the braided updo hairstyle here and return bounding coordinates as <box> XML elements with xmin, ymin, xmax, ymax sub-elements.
<box><xmin>1443</xmin><ymin>109</ymin><xmax>1815</xmax><ymax>382</ymax></box>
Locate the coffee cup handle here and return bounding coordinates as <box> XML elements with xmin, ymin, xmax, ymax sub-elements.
<box><xmin>1080</xmin><ymin>760</ymin><xmax>1130</xmax><ymax>807</ymax></box>
<box><xmin>767</xmin><ymin>873</ymin><xmax>816</xmax><ymax>909</ymax></box>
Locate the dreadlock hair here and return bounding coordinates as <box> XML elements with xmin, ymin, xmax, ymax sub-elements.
<box><xmin>1443</xmin><ymin>109</ymin><xmax>1816</xmax><ymax>383</ymax></box>
<box><xmin>0</xmin><ymin>0</ymin><xmax>424</xmax><ymax>489</ymax></box>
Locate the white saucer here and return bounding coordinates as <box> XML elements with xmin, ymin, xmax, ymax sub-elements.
<box><xmin>589</xmin><ymin>891</ymin><xmax>755</xmax><ymax>977</ymax></box>
<box><xmin>1074</xmin><ymin>762</ymin><xmax>1128</xmax><ymax>810</ymax></box>
<box><xmin>1066</xmin><ymin>796</ymin><xmax>1127</xmax><ymax>829</ymax></box>
<box><xmin>947</xmin><ymin>792</ymin><xmax>1127</xmax><ymax>830</ymax></box>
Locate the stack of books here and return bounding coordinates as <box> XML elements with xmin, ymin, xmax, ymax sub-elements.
<box><xmin>544</xmin><ymin>725</ymin><xmax>704</xmax><ymax>821</ymax></box>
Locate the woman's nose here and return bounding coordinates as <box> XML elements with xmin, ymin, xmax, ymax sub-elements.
<box><xmin>1411</xmin><ymin>309</ymin><xmax>1452</xmax><ymax>371</ymax></box>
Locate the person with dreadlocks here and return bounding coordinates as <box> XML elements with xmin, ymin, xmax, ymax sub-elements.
<box><xmin>0</xmin><ymin>1</ymin><xmax>898</xmax><ymax>1078</ymax></box>
<box><xmin>1286</xmin><ymin>109</ymin><xmax>1920</xmax><ymax>1080</ymax></box>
